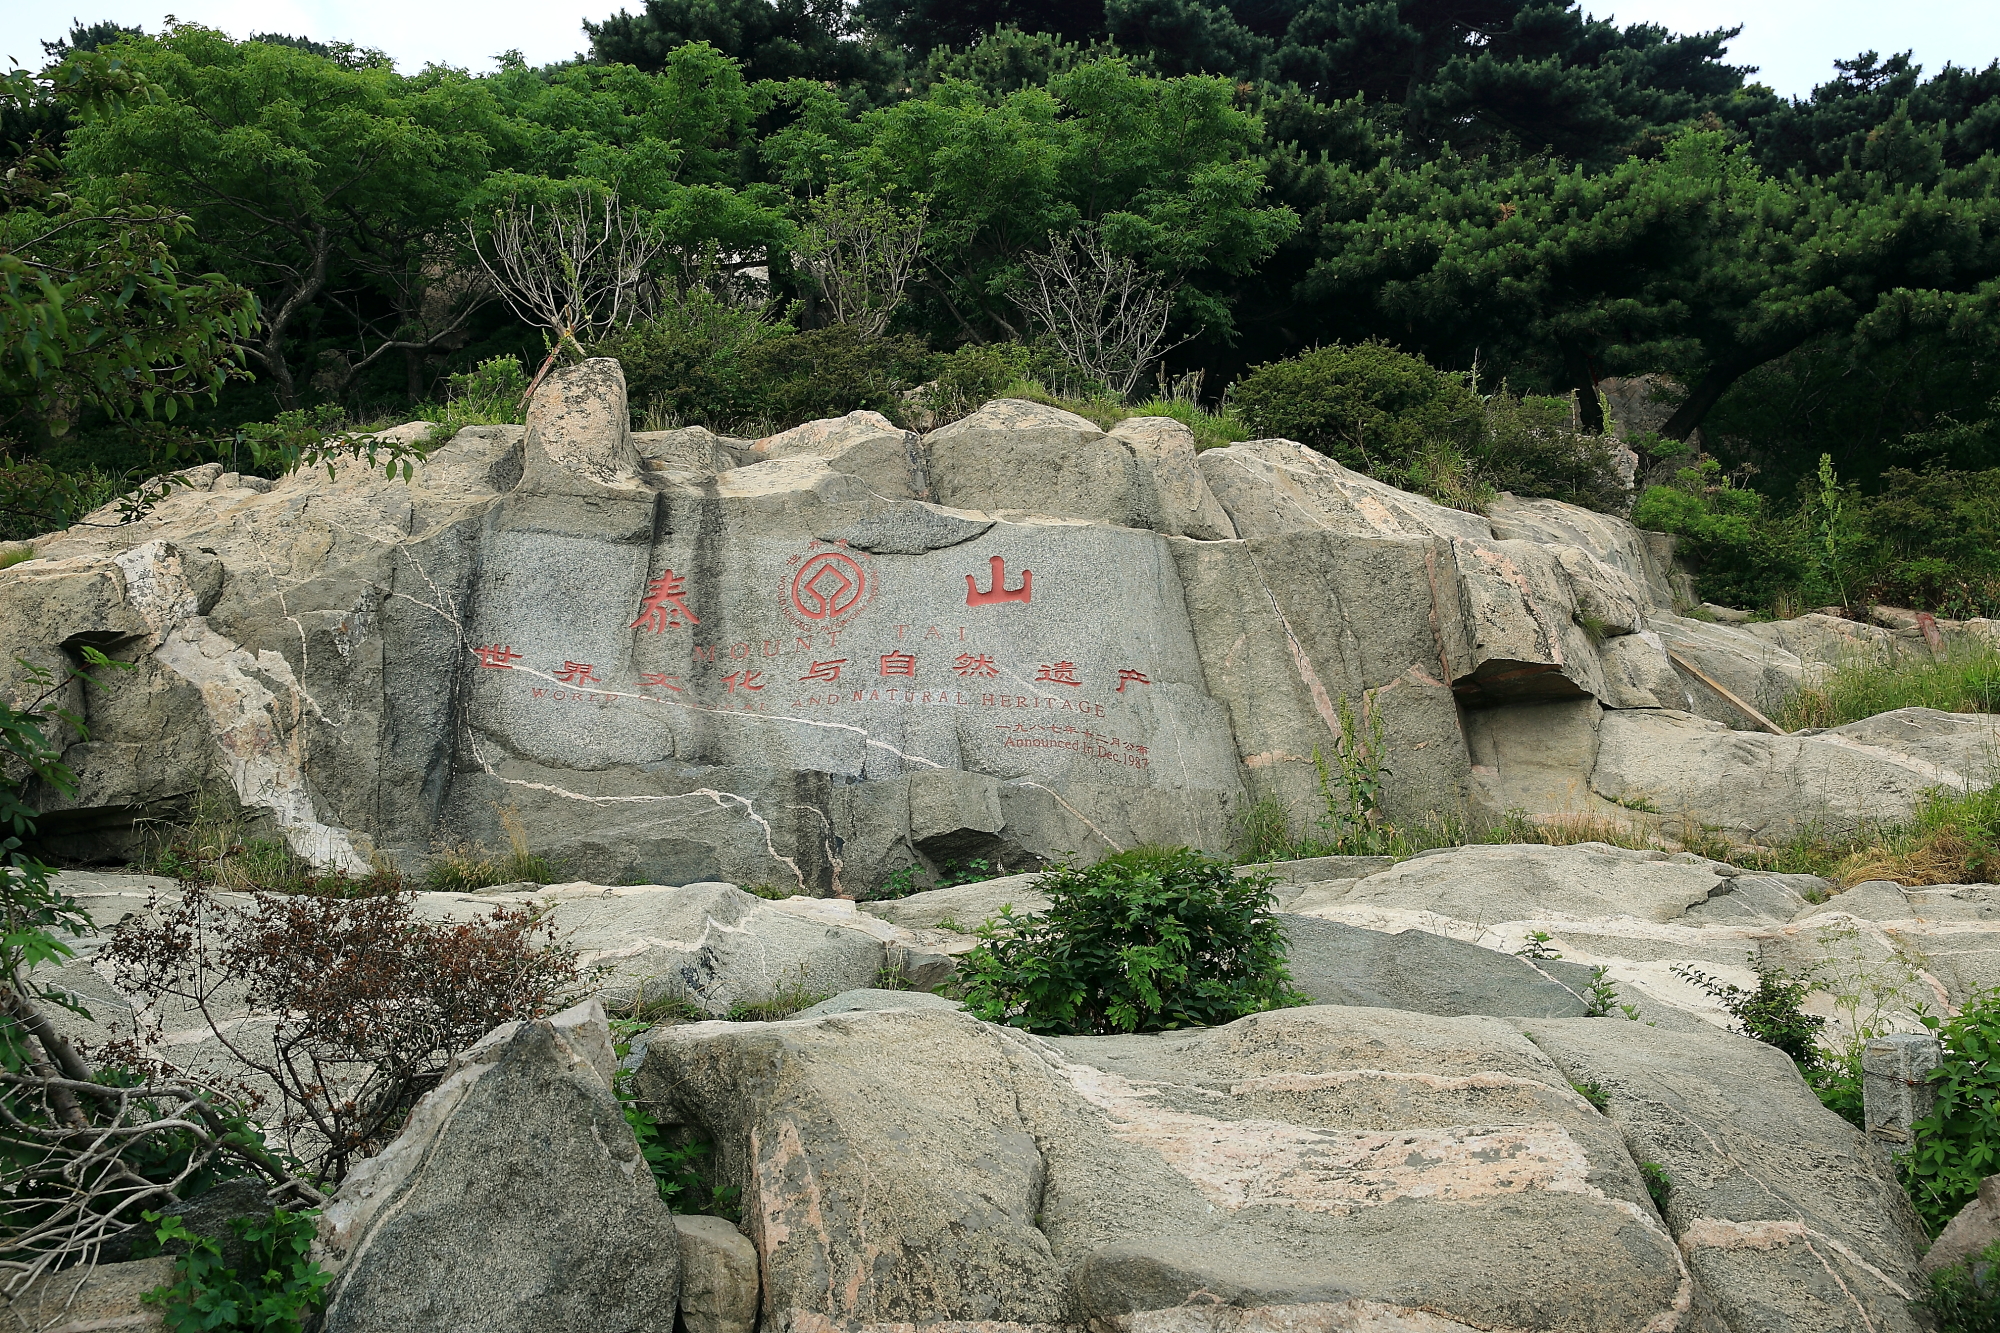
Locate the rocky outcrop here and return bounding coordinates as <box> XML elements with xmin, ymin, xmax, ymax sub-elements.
<box><xmin>7</xmin><ymin>363</ymin><xmax>1978</xmax><ymax>886</ymax></box>
<box><xmin>2</xmin><ymin>1256</ymin><xmax>172</xmax><ymax>1333</ymax></box>
<box><xmin>1525</xmin><ymin>1019</ymin><xmax>1928</xmax><ymax>1332</ymax></box>
<box><xmin>317</xmin><ymin>999</ymin><xmax>681</xmax><ymax>1333</ymax></box>
<box><xmin>637</xmin><ymin>1003</ymin><xmax>1707</xmax><ymax>1332</ymax></box>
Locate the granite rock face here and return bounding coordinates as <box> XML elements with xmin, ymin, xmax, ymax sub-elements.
<box><xmin>317</xmin><ymin>999</ymin><xmax>681</xmax><ymax>1333</ymax></box>
<box><xmin>637</xmin><ymin>1004</ymin><xmax>1711</xmax><ymax>1333</ymax></box>
<box><xmin>7</xmin><ymin>363</ymin><xmax>1979</xmax><ymax>886</ymax></box>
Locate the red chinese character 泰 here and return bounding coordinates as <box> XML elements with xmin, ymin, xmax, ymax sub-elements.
<box><xmin>554</xmin><ymin>661</ymin><xmax>601</xmax><ymax>685</ymax></box>
<box><xmin>880</xmin><ymin>651</ymin><xmax>918</xmax><ymax>677</ymax></box>
<box><xmin>638</xmin><ymin>672</ymin><xmax>685</xmax><ymax>693</ymax></box>
<box><xmin>473</xmin><ymin>644</ymin><xmax>522</xmax><ymax>670</ymax></box>
<box><xmin>1035</xmin><ymin>661</ymin><xmax>1082</xmax><ymax>687</ymax></box>
<box><xmin>630</xmin><ymin>569</ymin><xmax>699</xmax><ymax>633</ymax></box>
<box><xmin>722</xmin><ymin>670</ymin><xmax>765</xmax><ymax>693</ymax></box>
<box><xmin>799</xmin><ymin>659</ymin><xmax>848</xmax><ymax>684</ymax></box>
<box><xmin>953</xmin><ymin>653</ymin><xmax>999</xmax><ymax>678</ymax></box>
<box><xmin>1115</xmin><ymin>668</ymin><xmax>1152</xmax><ymax>693</ymax></box>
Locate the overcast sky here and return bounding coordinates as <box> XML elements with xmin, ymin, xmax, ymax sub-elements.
<box><xmin>2</xmin><ymin>0</ymin><xmax>1996</xmax><ymax>99</ymax></box>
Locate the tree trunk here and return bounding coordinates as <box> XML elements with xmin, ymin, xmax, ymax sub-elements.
<box><xmin>1562</xmin><ymin>341</ymin><xmax>1604</xmax><ymax>433</ymax></box>
<box><xmin>1658</xmin><ymin>329</ymin><xmax>1818</xmax><ymax>441</ymax></box>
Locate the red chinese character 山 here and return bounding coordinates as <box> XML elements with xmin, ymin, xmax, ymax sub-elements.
<box><xmin>722</xmin><ymin>670</ymin><xmax>766</xmax><ymax>693</ymax></box>
<box><xmin>953</xmin><ymin>653</ymin><xmax>999</xmax><ymax>678</ymax></box>
<box><xmin>473</xmin><ymin>644</ymin><xmax>522</xmax><ymax>670</ymax></box>
<box><xmin>630</xmin><ymin>569</ymin><xmax>699</xmax><ymax>633</ymax></box>
<box><xmin>879</xmin><ymin>651</ymin><xmax>918</xmax><ymax>677</ymax></box>
<box><xmin>1116</xmin><ymin>668</ymin><xmax>1152</xmax><ymax>693</ymax></box>
<box><xmin>798</xmin><ymin>659</ymin><xmax>848</xmax><ymax>684</ymax></box>
<box><xmin>1035</xmin><ymin>661</ymin><xmax>1082</xmax><ymax>687</ymax></box>
<box><xmin>554</xmin><ymin>661</ymin><xmax>601</xmax><ymax>685</ymax></box>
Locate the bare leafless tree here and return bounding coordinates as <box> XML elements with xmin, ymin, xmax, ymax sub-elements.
<box><xmin>470</xmin><ymin>189</ymin><xmax>663</xmax><ymax>392</ymax></box>
<box><xmin>793</xmin><ymin>187</ymin><xmax>927</xmax><ymax>338</ymax></box>
<box><xmin>1014</xmin><ymin>224</ymin><xmax>1188</xmax><ymax>399</ymax></box>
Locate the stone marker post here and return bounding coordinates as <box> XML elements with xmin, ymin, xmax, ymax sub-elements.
<box><xmin>1862</xmin><ymin>1032</ymin><xmax>1942</xmax><ymax>1153</ymax></box>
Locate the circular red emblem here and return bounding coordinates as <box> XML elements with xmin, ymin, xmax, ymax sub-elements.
<box><xmin>783</xmin><ymin>543</ymin><xmax>876</xmax><ymax>630</ymax></box>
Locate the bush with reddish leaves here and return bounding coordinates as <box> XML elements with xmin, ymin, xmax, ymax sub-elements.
<box><xmin>105</xmin><ymin>886</ymin><xmax>580</xmax><ymax>1182</ymax></box>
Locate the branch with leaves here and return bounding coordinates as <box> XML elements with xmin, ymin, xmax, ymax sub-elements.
<box><xmin>794</xmin><ymin>188</ymin><xmax>927</xmax><ymax>339</ymax></box>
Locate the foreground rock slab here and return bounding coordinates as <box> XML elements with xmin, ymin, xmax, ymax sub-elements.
<box><xmin>317</xmin><ymin>999</ymin><xmax>680</xmax><ymax>1333</ymax></box>
<box><xmin>1523</xmin><ymin>1019</ymin><xmax>1928</xmax><ymax>1332</ymax></box>
<box><xmin>638</xmin><ymin>1005</ymin><xmax>1715</xmax><ymax>1331</ymax></box>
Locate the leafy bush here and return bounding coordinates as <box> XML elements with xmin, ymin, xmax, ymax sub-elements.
<box><xmin>1479</xmin><ymin>389</ymin><xmax>1627</xmax><ymax>511</ymax></box>
<box><xmin>742</xmin><ymin>325</ymin><xmax>936</xmax><ymax>430</ymax></box>
<box><xmin>1904</xmin><ymin>988</ymin><xmax>2000</xmax><ymax>1234</ymax></box>
<box><xmin>141</xmin><ymin>1208</ymin><xmax>329</xmax><ymax>1333</ymax></box>
<box><xmin>1632</xmin><ymin>460</ymin><xmax>1804</xmax><ymax>609</ymax></box>
<box><xmin>872</xmin><ymin>855</ymin><xmax>1012</xmax><ymax>900</ymax></box>
<box><xmin>105</xmin><ymin>888</ymin><xmax>580</xmax><ymax>1181</ymax></box>
<box><xmin>609</xmin><ymin>1022</ymin><xmax>739</xmax><ymax>1220</ymax></box>
<box><xmin>598</xmin><ymin>289</ymin><xmax>792</xmax><ymax>431</ymax></box>
<box><xmin>959</xmin><ymin>846</ymin><xmax>1308</xmax><ymax>1035</ymax></box>
<box><xmin>1232</xmin><ymin>340</ymin><xmax>1482</xmax><ymax>473</ymax></box>
<box><xmin>1925</xmin><ymin>1236</ymin><xmax>2000</xmax><ymax>1333</ymax></box>
<box><xmin>1670</xmin><ymin>960</ymin><xmax>1826</xmax><ymax>1068</ymax></box>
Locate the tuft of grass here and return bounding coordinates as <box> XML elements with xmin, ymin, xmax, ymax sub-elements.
<box><xmin>422</xmin><ymin>807</ymin><xmax>557</xmax><ymax>891</ymax></box>
<box><xmin>610</xmin><ymin>976</ymin><xmax>709</xmax><ymax>1027</ymax></box>
<box><xmin>740</xmin><ymin>882</ymin><xmax>797</xmax><ymax>900</ymax></box>
<box><xmin>1571</xmin><ymin>1080</ymin><xmax>1609</xmax><ymax>1113</ymax></box>
<box><xmin>723</xmin><ymin>967</ymin><xmax>828</xmax><ymax>1022</ymax></box>
<box><xmin>1779</xmin><ymin>641</ymin><xmax>2000</xmax><ymax>731</ymax></box>
<box><xmin>0</xmin><ymin>544</ymin><xmax>32</xmax><ymax>570</ymax></box>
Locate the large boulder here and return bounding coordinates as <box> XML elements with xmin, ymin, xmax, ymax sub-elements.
<box><xmin>1279</xmin><ymin>913</ymin><xmax>1597</xmax><ymax>1017</ymax></box>
<box><xmin>1103</xmin><ymin>415</ymin><xmax>1237</xmax><ymax>540</ymax></box>
<box><xmin>637</xmin><ymin>1004</ymin><xmax>1702</xmax><ymax>1330</ymax></box>
<box><xmin>749</xmin><ymin>411</ymin><xmax>929</xmax><ymax>500</ymax></box>
<box><xmin>1487</xmin><ymin>493</ymin><xmax>1686</xmax><ymax>612</ymax></box>
<box><xmin>1524</xmin><ymin>1018</ymin><xmax>1928</xmax><ymax>1332</ymax></box>
<box><xmin>317</xmin><ymin>999</ymin><xmax>681</xmax><ymax>1333</ymax></box>
<box><xmin>2</xmin><ymin>1256</ymin><xmax>173</xmax><ymax>1333</ymax></box>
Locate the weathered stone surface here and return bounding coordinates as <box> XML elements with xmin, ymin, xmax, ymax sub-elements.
<box><xmin>521</xmin><ymin>357</ymin><xmax>643</xmax><ymax>493</ymax></box>
<box><xmin>318</xmin><ymin>999</ymin><xmax>681</xmax><ymax>1333</ymax></box>
<box><xmin>1599</xmin><ymin>629</ymin><xmax>1687</xmax><ymax>709</ymax></box>
<box><xmin>924</xmin><ymin>399</ymin><xmax>1139</xmax><ymax>525</ymax></box>
<box><xmin>1487</xmin><ymin>493</ymin><xmax>1683</xmax><ymax>611</ymax></box>
<box><xmin>1337</xmin><ymin>842</ymin><xmax>1729</xmax><ymax>925</ymax></box>
<box><xmin>639</xmin><ymin>1004</ymin><xmax>1697</xmax><ymax>1332</ymax></box>
<box><xmin>1279</xmin><ymin>914</ymin><xmax>1597</xmax><ymax>1017</ymax></box>
<box><xmin>1169</xmin><ymin>529</ymin><xmax>1476</xmax><ymax>833</ymax></box>
<box><xmin>750</xmin><ymin>410</ymin><xmax>929</xmax><ymax>500</ymax></box>
<box><xmin>673</xmin><ymin>1215</ymin><xmax>760</xmax><ymax>1333</ymax></box>
<box><xmin>1925</xmin><ymin>1175</ymin><xmax>2000</xmax><ymax>1274</ymax></box>
<box><xmin>1104</xmin><ymin>416</ymin><xmax>1237</xmax><ymax>540</ymax></box>
<box><xmin>1825</xmin><ymin>706</ymin><xmax>2000</xmax><ymax>778</ymax></box>
<box><xmin>2</xmin><ymin>1255</ymin><xmax>172</xmax><ymax>1333</ymax></box>
<box><xmin>1523</xmin><ymin>1018</ymin><xmax>1929</xmax><ymax>1332</ymax></box>
<box><xmin>858</xmin><ymin>873</ymin><xmax>1050</xmax><ymax>929</ymax></box>
<box><xmin>792</xmin><ymin>987</ymin><xmax>964</xmax><ymax>1019</ymax></box>
<box><xmin>1652</xmin><ymin>615</ymin><xmax>1805</xmax><ymax>726</ymax></box>
<box><xmin>634</xmin><ymin>426</ymin><xmax>746</xmax><ymax>476</ymax></box>
<box><xmin>1196</xmin><ymin>438</ymin><xmax>1492</xmax><ymax>542</ymax></box>
<box><xmin>1591</xmin><ymin>707</ymin><xmax>1975</xmax><ymax>840</ymax></box>
<box><xmin>415</xmin><ymin>882</ymin><xmax>893</xmax><ymax>1015</ymax></box>
<box><xmin>1742</xmin><ymin>612</ymin><xmax>1898</xmax><ymax>671</ymax></box>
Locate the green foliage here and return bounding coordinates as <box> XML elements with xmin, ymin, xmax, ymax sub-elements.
<box><xmin>1570</xmin><ymin>1080</ymin><xmax>1608</xmax><ymax>1113</ymax></box>
<box><xmin>1905</xmin><ymin>988</ymin><xmax>2000</xmax><ymax>1235</ymax></box>
<box><xmin>1232</xmin><ymin>340</ymin><xmax>1480</xmax><ymax>474</ymax></box>
<box><xmin>1582</xmin><ymin>966</ymin><xmax>1622</xmax><ymax>1019</ymax></box>
<box><xmin>873</xmin><ymin>855</ymin><xmax>1009</xmax><ymax>900</ymax></box>
<box><xmin>1632</xmin><ymin>460</ymin><xmax>1802</xmax><ymax>609</ymax></box>
<box><xmin>958</xmin><ymin>845</ymin><xmax>1308</xmax><ymax>1035</ymax></box>
<box><xmin>609</xmin><ymin>1023</ymin><xmax>740</xmax><ymax>1219</ymax></box>
<box><xmin>739</xmin><ymin>324</ymin><xmax>936</xmax><ymax>428</ymax></box>
<box><xmin>1308</xmin><ymin>695</ymin><xmax>1390</xmax><ymax>854</ymax></box>
<box><xmin>141</xmin><ymin>1209</ymin><xmax>329</xmax><ymax>1333</ymax></box>
<box><xmin>1640</xmin><ymin>1161</ymin><xmax>1672</xmax><ymax>1212</ymax></box>
<box><xmin>598</xmin><ymin>290</ymin><xmax>793</xmax><ymax>431</ymax></box>
<box><xmin>1780</xmin><ymin>642</ymin><xmax>2000</xmax><ymax>732</ymax></box>
<box><xmin>1924</xmin><ymin>1236</ymin><xmax>2000</xmax><ymax>1333</ymax></box>
<box><xmin>1670</xmin><ymin>960</ymin><xmax>1826</xmax><ymax>1069</ymax></box>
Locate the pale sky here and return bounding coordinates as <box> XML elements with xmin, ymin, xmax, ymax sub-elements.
<box><xmin>2</xmin><ymin>0</ymin><xmax>1995</xmax><ymax>99</ymax></box>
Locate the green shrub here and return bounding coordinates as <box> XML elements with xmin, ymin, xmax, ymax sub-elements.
<box><xmin>958</xmin><ymin>845</ymin><xmax>1309</xmax><ymax>1035</ymax></box>
<box><xmin>598</xmin><ymin>289</ymin><xmax>792</xmax><ymax>431</ymax></box>
<box><xmin>1905</xmin><ymin>988</ymin><xmax>2000</xmax><ymax>1234</ymax></box>
<box><xmin>1479</xmin><ymin>389</ymin><xmax>1626</xmax><ymax>511</ymax></box>
<box><xmin>1925</xmin><ymin>1237</ymin><xmax>2000</xmax><ymax>1333</ymax></box>
<box><xmin>141</xmin><ymin>1208</ymin><xmax>330</xmax><ymax>1333</ymax></box>
<box><xmin>917</xmin><ymin>343</ymin><xmax>1032</xmax><ymax>424</ymax></box>
<box><xmin>872</xmin><ymin>855</ymin><xmax>1011</xmax><ymax>900</ymax></box>
<box><xmin>741</xmin><ymin>325</ymin><xmax>936</xmax><ymax>429</ymax></box>
<box><xmin>1632</xmin><ymin>460</ymin><xmax>1806</xmax><ymax>608</ymax></box>
<box><xmin>1670</xmin><ymin>960</ymin><xmax>1826</xmax><ymax>1069</ymax></box>
<box><xmin>1231</xmin><ymin>340</ymin><xmax>1482</xmax><ymax>473</ymax></box>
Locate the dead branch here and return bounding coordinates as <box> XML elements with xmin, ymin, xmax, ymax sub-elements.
<box><xmin>1013</xmin><ymin>223</ymin><xmax>1188</xmax><ymax>399</ymax></box>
